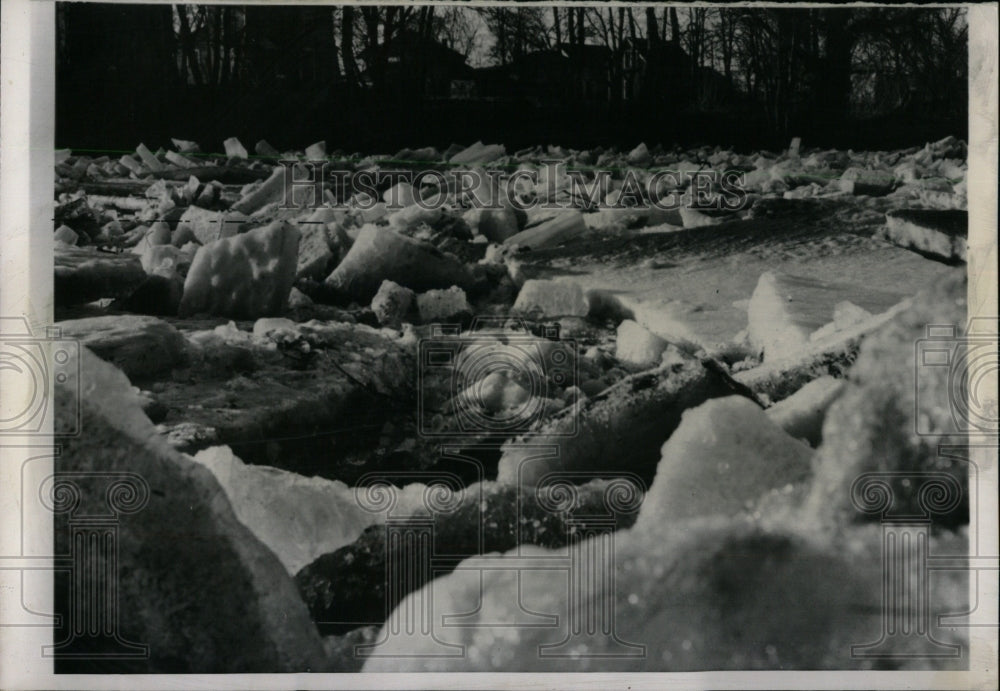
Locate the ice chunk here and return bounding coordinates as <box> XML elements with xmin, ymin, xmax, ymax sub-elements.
<box><xmin>637</xmin><ymin>396</ymin><xmax>812</xmax><ymax>527</ymax></box>
<box><xmin>54</xmin><ymin>224</ymin><xmax>79</xmax><ymax>246</ymax></box>
<box><xmin>179</xmin><ymin>221</ymin><xmax>299</xmax><ymax>319</ymax></box>
<box><xmin>417</xmin><ymin>286</ymin><xmax>471</xmax><ymax>323</ymax></box>
<box><xmin>223</xmin><ymin>136</ymin><xmax>249</xmax><ymax>160</ymax></box>
<box><xmin>449</xmin><ymin>141</ymin><xmax>506</xmax><ymax>165</ymax></box>
<box><xmin>765</xmin><ymin>375</ymin><xmax>844</xmax><ymax>446</ymax></box>
<box><xmin>883</xmin><ymin>209</ymin><xmax>967</xmax><ymax>263</ymax></box>
<box><xmin>371</xmin><ymin>280</ymin><xmax>415</xmax><ymax>328</ymax></box>
<box><xmin>324</xmin><ymin>225</ymin><xmax>473</xmax><ymax>303</ymax></box>
<box><xmin>503</xmin><ymin>210</ymin><xmax>586</xmax><ymax>250</ymax></box>
<box><xmin>615</xmin><ymin>319</ymin><xmax>669</xmax><ymax>368</ymax></box>
<box><xmin>513</xmin><ymin>279</ymin><xmax>588</xmax><ymax>318</ymax></box>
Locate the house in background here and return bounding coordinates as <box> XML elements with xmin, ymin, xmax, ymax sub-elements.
<box><xmin>355</xmin><ymin>31</ymin><xmax>732</xmax><ymax>111</ymax></box>
<box><xmin>463</xmin><ymin>39</ymin><xmax>731</xmax><ymax>108</ymax></box>
<box><xmin>361</xmin><ymin>30</ymin><xmax>473</xmax><ymax>98</ymax></box>
<box><xmin>460</xmin><ymin>64</ymin><xmax>513</xmax><ymax>100</ymax></box>
<box><xmin>240</xmin><ymin>7</ymin><xmax>338</xmax><ymax>88</ymax></box>
<box><xmin>467</xmin><ymin>43</ymin><xmax>613</xmax><ymax>106</ymax></box>
<box><xmin>618</xmin><ymin>38</ymin><xmax>695</xmax><ymax>103</ymax></box>
<box><xmin>556</xmin><ymin>44</ymin><xmax>614</xmax><ymax>101</ymax></box>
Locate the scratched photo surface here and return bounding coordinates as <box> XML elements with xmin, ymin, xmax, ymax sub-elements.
<box><xmin>31</xmin><ymin>1</ymin><xmax>990</xmax><ymax>675</ymax></box>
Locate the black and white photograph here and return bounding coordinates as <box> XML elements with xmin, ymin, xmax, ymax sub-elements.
<box><xmin>0</xmin><ymin>1</ymin><xmax>997</xmax><ymax>688</ymax></box>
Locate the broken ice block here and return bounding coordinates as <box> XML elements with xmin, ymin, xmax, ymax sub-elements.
<box><xmin>502</xmin><ymin>210</ymin><xmax>585</xmax><ymax>250</ymax></box>
<box><xmin>136</xmin><ymin>143</ymin><xmax>165</xmax><ymax>172</ymax></box>
<box><xmin>616</xmin><ymin>319</ymin><xmax>669</xmax><ymax>369</ymax></box>
<box><xmin>304</xmin><ymin>141</ymin><xmax>327</xmax><ymax>160</ymax></box>
<box><xmin>54</xmin><ymin>225</ymin><xmax>79</xmax><ymax>246</ymax></box>
<box><xmin>416</xmin><ymin>286</ymin><xmax>471</xmax><ymax>323</ymax></box>
<box><xmin>513</xmin><ymin>279</ymin><xmax>588</xmax><ymax>318</ymax></box>
<box><xmin>224</xmin><ymin>137</ymin><xmax>249</xmax><ymax>160</ymax></box>
<box><xmin>883</xmin><ymin>209</ymin><xmax>967</xmax><ymax>263</ymax></box>
<box><xmin>179</xmin><ymin>221</ymin><xmax>300</xmax><ymax>319</ymax></box>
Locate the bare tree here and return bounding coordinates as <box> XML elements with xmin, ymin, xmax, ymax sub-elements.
<box><xmin>433</xmin><ymin>7</ymin><xmax>481</xmax><ymax>57</ymax></box>
<box><xmin>175</xmin><ymin>5</ymin><xmax>203</xmax><ymax>85</ymax></box>
<box><xmin>646</xmin><ymin>7</ymin><xmax>659</xmax><ymax>47</ymax></box>
<box><xmin>480</xmin><ymin>8</ymin><xmax>552</xmax><ymax>65</ymax></box>
<box><xmin>341</xmin><ymin>6</ymin><xmax>360</xmax><ymax>89</ymax></box>
<box><xmin>714</xmin><ymin>8</ymin><xmax>738</xmax><ymax>84</ymax></box>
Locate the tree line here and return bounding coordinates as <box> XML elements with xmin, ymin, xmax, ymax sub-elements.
<box><xmin>56</xmin><ymin>4</ymin><xmax>967</xmax><ymax>150</ymax></box>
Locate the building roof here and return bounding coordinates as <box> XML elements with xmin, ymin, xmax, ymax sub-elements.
<box><xmin>360</xmin><ymin>30</ymin><xmax>469</xmax><ymax>69</ymax></box>
<box><xmin>556</xmin><ymin>43</ymin><xmax>613</xmax><ymax>63</ymax></box>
